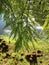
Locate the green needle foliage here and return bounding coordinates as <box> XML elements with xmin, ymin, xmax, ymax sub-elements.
<box><xmin>0</xmin><ymin>0</ymin><xmax>49</xmax><ymax>51</ymax></box>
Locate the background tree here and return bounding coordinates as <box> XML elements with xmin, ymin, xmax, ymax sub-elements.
<box><xmin>0</xmin><ymin>0</ymin><xmax>49</xmax><ymax>51</ymax></box>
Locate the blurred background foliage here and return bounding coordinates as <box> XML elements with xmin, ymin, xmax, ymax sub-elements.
<box><xmin>0</xmin><ymin>0</ymin><xmax>49</xmax><ymax>51</ymax></box>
